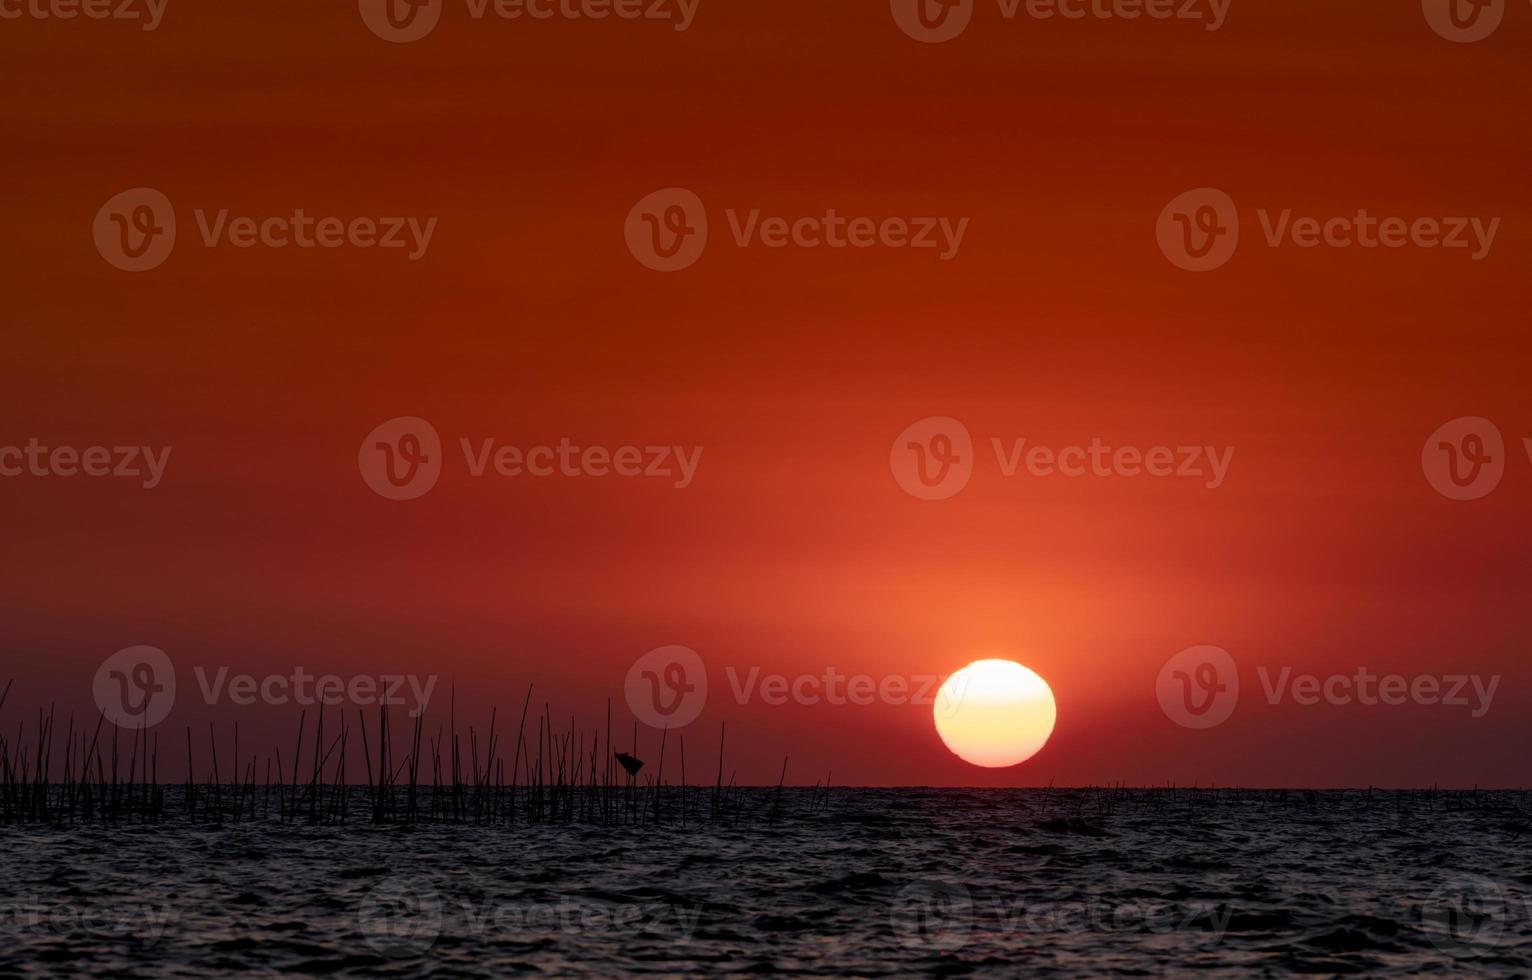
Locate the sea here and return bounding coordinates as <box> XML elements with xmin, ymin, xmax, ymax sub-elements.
<box><xmin>1</xmin><ymin>788</ymin><xmax>1528</xmax><ymax>976</ymax></box>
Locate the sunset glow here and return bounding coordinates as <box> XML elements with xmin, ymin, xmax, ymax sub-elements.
<box><xmin>934</xmin><ymin>660</ymin><xmax>1058</xmax><ymax>768</ymax></box>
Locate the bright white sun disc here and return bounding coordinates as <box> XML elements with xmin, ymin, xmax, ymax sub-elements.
<box><xmin>934</xmin><ymin>659</ymin><xmax>1057</xmax><ymax>768</ymax></box>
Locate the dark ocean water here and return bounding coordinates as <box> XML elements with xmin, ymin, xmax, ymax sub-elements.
<box><xmin>2</xmin><ymin>788</ymin><xmax>1529</xmax><ymax>977</ymax></box>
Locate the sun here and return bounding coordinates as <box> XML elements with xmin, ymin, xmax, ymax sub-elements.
<box><xmin>934</xmin><ymin>659</ymin><xmax>1057</xmax><ymax>768</ymax></box>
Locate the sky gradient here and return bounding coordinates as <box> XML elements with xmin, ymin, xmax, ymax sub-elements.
<box><xmin>2</xmin><ymin>0</ymin><xmax>1529</xmax><ymax>787</ymax></box>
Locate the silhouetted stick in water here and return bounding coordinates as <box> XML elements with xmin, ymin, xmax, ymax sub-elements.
<box><xmin>653</xmin><ymin>726</ymin><xmax>667</xmax><ymax>824</ymax></box>
<box><xmin>713</xmin><ymin>721</ymin><xmax>725</xmax><ymax>825</ymax></box>
<box><xmin>0</xmin><ymin>681</ymin><xmax>865</xmax><ymax>830</ymax></box>
<box><xmin>510</xmin><ymin>684</ymin><xmax>532</xmax><ymax>825</ymax></box>
<box><xmin>615</xmin><ymin>751</ymin><xmax>643</xmax><ymax>825</ymax></box>
<box><xmin>771</xmin><ymin>756</ymin><xmax>787</xmax><ymax>825</ymax></box>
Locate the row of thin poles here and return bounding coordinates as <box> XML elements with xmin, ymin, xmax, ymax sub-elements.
<box><xmin>0</xmin><ymin>680</ymin><xmax>827</xmax><ymax>827</ymax></box>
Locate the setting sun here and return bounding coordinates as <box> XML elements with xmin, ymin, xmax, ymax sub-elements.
<box><xmin>934</xmin><ymin>660</ymin><xmax>1058</xmax><ymax>768</ymax></box>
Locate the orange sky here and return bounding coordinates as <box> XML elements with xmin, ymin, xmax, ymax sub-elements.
<box><xmin>2</xmin><ymin>0</ymin><xmax>1529</xmax><ymax>786</ymax></box>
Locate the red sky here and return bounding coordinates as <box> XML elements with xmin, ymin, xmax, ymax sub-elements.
<box><xmin>2</xmin><ymin>0</ymin><xmax>1529</xmax><ymax>787</ymax></box>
